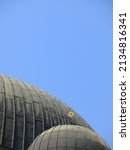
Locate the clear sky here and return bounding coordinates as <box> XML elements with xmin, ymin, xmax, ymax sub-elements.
<box><xmin>0</xmin><ymin>0</ymin><xmax>112</xmax><ymax>148</ymax></box>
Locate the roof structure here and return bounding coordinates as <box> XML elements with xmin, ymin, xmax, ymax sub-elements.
<box><xmin>28</xmin><ymin>125</ymin><xmax>110</xmax><ymax>150</ymax></box>
<box><xmin>0</xmin><ymin>75</ymin><xmax>94</xmax><ymax>150</ymax></box>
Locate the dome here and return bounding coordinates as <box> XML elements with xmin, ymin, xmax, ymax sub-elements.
<box><xmin>28</xmin><ymin>125</ymin><xmax>110</xmax><ymax>150</ymax></box>
<box><xmin>0</xmin><ymin>75</ymin><xmax>93</xmax><ymax>150</ymax></box>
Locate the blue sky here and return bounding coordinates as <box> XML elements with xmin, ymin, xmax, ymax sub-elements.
<box><xmin>0</xmin><ymin>0</ymin><xmax>112</xmax><ymax>148</ymax></box>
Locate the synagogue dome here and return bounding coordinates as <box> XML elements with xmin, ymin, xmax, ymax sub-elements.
<box><xmin>0</xmin><ymin>75</ymin><xmax>93</xmax><ymax>150</ymax></box>
<box><xmin>28</xmin><ymin>125</ymin><xmax>110</xmax><ymax>150</ymax></box>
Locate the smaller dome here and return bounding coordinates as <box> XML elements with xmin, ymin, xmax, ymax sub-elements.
<box><xmin>28</xmin><ymin>125</ymin><xmax>110</xmax><ymax>150</ymax></box>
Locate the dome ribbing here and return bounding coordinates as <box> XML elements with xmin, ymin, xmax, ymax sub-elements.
<box><xmin>28</xmin><ymin>125</ymin><xmax>110</xmax><ymax>150</ymax></box>
<box><xmin>0</xmin><ymin>75</ymin><xmax>93</xmax><ymax>150</ymax></box>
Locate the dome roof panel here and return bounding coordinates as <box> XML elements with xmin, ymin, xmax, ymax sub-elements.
<box><xmin>0</xmin><ymin>75</ymin><xmax>92</xmax><ymax>150</ymax></box>
<box><xmin>28</xmin><ymin>125</ymin><xmax>110</xmax><ymax>150</ymax></box>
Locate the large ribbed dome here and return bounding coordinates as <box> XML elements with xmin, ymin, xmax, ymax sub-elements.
<box><xmin>28</xmin><ymin>125</ymin><xmax>110</xmax><ymax>150</ymax></box>
<box><xmin>0</xmin><ymin>75</ymin><xmax>93</xmax><ymax>150</ymax></box>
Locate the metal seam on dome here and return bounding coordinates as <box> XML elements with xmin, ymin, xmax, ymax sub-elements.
<box><xmin>13</xmin><ymin>78</ymin><xmax>25</xmax><ymax>150</ymax></box>
<box><xmin>2</xmin><ymin>75</ymin><xmax>15</xmax><ymax>148</ymax></box>
<box><xmin>38</xmin><ymin>129</ymin><xmax>49</xmax><ymax>150</ymax></box>
<box><xmin>50</xmin><ymin>97</ymin><xmax>61</xmax><ymax>126</ymax></box>
<box><xmin>19</xmin><ymin>81</ymin><xmax>35</xmax><ymax>149</ymax></box>
<box><xmin>73</xmin><ymin>125</ymin><xmax>78</xmax><ymax>150</ymax></box>
<box><xmin>66</xmin><ymin>125</ymin><xmax>69</xmax><ymax>148</ymax></box>
<box><xmin>22</xmin><ymin>82</ymin><xmax>35</xmax><ymax>140</ymax></box>
<box><xmin>7</xmin><ymin>77</ymin><xmax>16</xmax><ymax>148</ymax></box>
<box><xmin>54</xmin><ymin>99</ymin><xmax>67</xmax><ymax>124</ymax></box>
<box><xmin>38</xmin><ymin>89</ymin><xmax>52</xmax><ymax>129</ymax></box>
<box><xmin>56</xmin><ymin>102</ymin><xmax>65</xmax><ymax>125</ymax></box>
<box><xmin>58</xmin><ymin>101</ymin><xmax>68</xmax><ymax>124</ymax></box>
<box><xmin>29</xmin><ymin>135</ymin><xmax>39</xmax><ymax>150</ymax></box>
<box><xmin>51</xmin><ymin>99</ymin><xmax>64</xmax><ymax>126</ymax></box>
<box><xmin>46</xmin><ymin>97</ymin><xmax>55</xmax><ymax>126</ymax></box>
<box><xmin>44</xmin><ymin>96</ymin><xmax>53</xmax><ymax>128</ymax></box>
<box><xmin>30</xmin><ymin>85</ymin><xmax>45</xmax><ymax>136</ymax></box>
<box><xmin>49</xmin><ymin>98</ymin><xmax>58</xmax><ymax>125</ymax></box>
<box><xmin>16</xmin><ymin>79</ymin><xmax>26</xmax><ymax>150</ymax></box>
<box><xmin>38</xmin><ymin>90</ymin><xmax>53</xmax><ymax>129</ymax></box>
<box><xmin>31</xmin><ymin>86</ymin><xmax>45</xmax><ymax>132</ymax></box>
<box><xmin>77</xmin><ymin>125</ymin><xmax>85</xmax><ymax>149</ymax></box>
<box><xmin>29</xmin><ymin>86</ymin><xmax>43</xmax><ymax>136</ymax></box>
<box><xmin>46</xmin><ymin>126</ymin><xmax>55</xmax><ymax>150</ymax></box>
<box><xmin>51</xmin><ymin>99</ymin><xmax>61</xmax><ymax>125</ymax></box>
<box><xmin>56</xmin><ymin>125</ymin><xmax>62</xmax><ymax>150</ymax></box>
<box><xmin>0</xmin><ymin>75</ymin><xmax>6</xmax><ymax>145</ymax></box>
<box><xmin>65</xmin><ymin>125</ymin><xmax>68</xmax><ymax>150</ymax></box>
<box><xmin>52</xmin><ymin>99</ymin><xmax>62</xmax><ymax>124</ymax></box>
